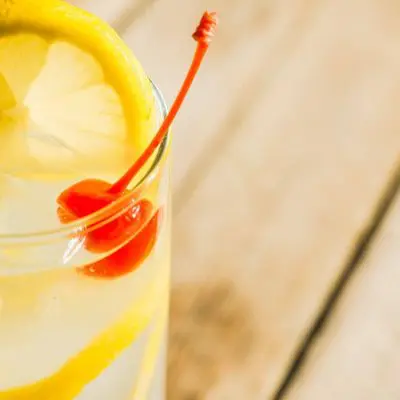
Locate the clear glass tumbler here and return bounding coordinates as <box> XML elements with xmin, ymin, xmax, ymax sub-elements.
<box><xmin>0</xmin><ymin>82</ymin><xmax>170</xmax><ymax>399</ymax></box>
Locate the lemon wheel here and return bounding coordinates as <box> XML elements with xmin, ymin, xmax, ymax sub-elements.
<box><xmin>0</xmin><ymin>0</ymin><xmax>157</xmax><ymax>179</ymax></box>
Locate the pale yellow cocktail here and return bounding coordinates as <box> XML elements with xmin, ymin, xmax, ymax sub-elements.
<box><xmin>0</xmin><ymin>1</ymin><xmax>216</xmax><ymax>398</ymax></box>
<box><xmin>0</xmin><ymin>0</ymin><xmax>170</xmax><ymax>397</ymax></box>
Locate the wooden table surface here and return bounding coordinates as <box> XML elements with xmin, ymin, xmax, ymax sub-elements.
<box><xmin>75</xmin><ymin>0</ymin><xmax>400</xmax><ymax>398</ymax></box>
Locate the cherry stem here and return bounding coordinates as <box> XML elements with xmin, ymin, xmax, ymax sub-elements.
<box><xmin>108</xmin><ymin>11</ymin><xmax>218</xmax><ymax>195</ymax></box>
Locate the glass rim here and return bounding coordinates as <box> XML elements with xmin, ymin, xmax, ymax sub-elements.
<box><xmin>0</xmin><ymin>80</ymin><xmax>170</xmax><ymax>245</ymax></box>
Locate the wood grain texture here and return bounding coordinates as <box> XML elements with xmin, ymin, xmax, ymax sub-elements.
<box><xmin>286</xmin><ymin>185</ymin><xmax>400</xmax><ymax>400</ymax></box>
<box><xmin>166</xmin><ymin>0</ymin><xmax>400</xmax><ymax>398</ymax></box>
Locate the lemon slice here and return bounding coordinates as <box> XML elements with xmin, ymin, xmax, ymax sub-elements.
<box><xmin>0</xmin><ymin>0</ymin><xmax>157</xmax><ymax>178</ymax></box>
<box><xmin>0</xmin><ymin>256</ymin><xmax>168</xmax><ymax>399</ymax></box>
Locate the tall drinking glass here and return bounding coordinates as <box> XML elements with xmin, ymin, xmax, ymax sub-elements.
<box><xmin>0</xmin><ymin>82</ymin><xmax>170</xmax><ymax>399</ymax></box>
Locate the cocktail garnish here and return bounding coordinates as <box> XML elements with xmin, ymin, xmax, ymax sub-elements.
<box><xmin>57</xmin><ymin>11</ymin><xmax>218</xmax><ymax>278</ymax></box>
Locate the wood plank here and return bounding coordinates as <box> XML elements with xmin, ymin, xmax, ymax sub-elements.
<box><xmin>286</xmin><ymin>181</ymin><xmax>400</xmax><ymax>400</ymax></box>
<box><xmin>166</xmin><ymin>0</ymin><xmax>400</xmax><ymax>398</ymax></box>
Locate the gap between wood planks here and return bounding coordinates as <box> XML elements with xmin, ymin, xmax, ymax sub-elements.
<box><xmin>272</xmin><ymin>161</ymin><xmax>400</xmax><ymax>400</ymax></box>
<box><xmin>113</xmin><ymin>0</ymin><xmax>158</xmax><ymax>36</ymax></box>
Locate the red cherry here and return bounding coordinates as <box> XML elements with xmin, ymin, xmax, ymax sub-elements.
<box><xmin>57</xmin><ymin>180</ymin><xmax>118</xmax><ymax>219</ymax></box>
<box><xmin>80</xmin><ymin>208</ymin><xmax>162</xmax><ymax>279</ymax></box>
<box><xmin>85</xmin><ymin>199</ymin><xmax>154</xmax><ymax>254</ymax></box>
<box><xmin>56</xmin><ymin>12</ymin><xmax>218</xmax><ymax>278</ymax></box>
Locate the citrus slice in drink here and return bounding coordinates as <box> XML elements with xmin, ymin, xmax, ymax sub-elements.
<box><xmin>0</xmin><ymin>258</ymin><xmax>168</xmax><ymax>399</ymax></box>
<box><xmin>0</xmin><ymin>0</ymin><xmax>156</xmax><ymax>180</ymax></box>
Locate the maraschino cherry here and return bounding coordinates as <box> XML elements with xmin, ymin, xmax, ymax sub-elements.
<box><xmin>57</xmin><ymin>12</ymin><xmax>218</xmax><ymax>278</ymax></box>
